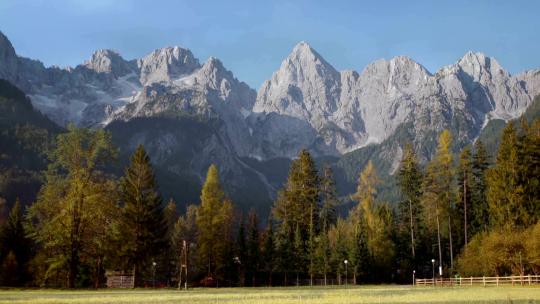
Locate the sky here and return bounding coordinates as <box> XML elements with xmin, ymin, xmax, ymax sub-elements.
<box><xmin>1</xmin><ymin>0</ymin><xmax>539</xmax><ymax>88</ymax></box>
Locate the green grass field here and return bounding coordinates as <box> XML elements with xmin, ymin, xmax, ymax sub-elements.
<box><xmin>0</xmin><ymin>286</ymin><xmax>539</xmax><ymax>304</ymax></box>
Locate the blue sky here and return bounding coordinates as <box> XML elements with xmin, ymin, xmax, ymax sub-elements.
<box><xmin>1</xmin><ymin>0</ymin><xmax>539</xmax><ymax>88</ymax></box>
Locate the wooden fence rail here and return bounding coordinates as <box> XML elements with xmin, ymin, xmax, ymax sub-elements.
<box><xmin>416</xmin><ymin>275</ymin><xmax>540</xmax><ymax>286</ymax></box>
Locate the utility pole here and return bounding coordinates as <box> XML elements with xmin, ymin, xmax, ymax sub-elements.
<box><xmin>178</xmin><ymin>240</ymin><xmax>188</xmax><ymax>290</ymax></box>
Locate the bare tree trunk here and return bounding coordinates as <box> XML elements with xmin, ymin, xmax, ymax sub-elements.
<box><xmin>309</xmin><ymin>203</ymin><xmax>314</xmax><ymax>287</ymax></box>
<box><xmin>448</xmin><ymin>216</ymin><xmax>454</xmax><ymax>270</ymax></box>
<box><xmin>132</xmin><ymin>264</ymin><xmax>137</xmax><ymax>288</ymax></box>
<box><xmin>68</xmin><ymin>249</ymin><xmax>78</xmax><ymax>288</ymax></box>
<box><xmin>409</xmin><ymin>199</ymin><xmax>416</xmax><ymax>258</ymax></box>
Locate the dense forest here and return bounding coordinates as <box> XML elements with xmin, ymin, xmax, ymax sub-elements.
<box><xmin>0</xmin><ymin>77</ymin><xmax>539</xmax><ymax>287</ymax></box>
<box><xmin>0</xmin><ymin>116</ymin><xmax>538</xmax><ymax>288</ymax></box>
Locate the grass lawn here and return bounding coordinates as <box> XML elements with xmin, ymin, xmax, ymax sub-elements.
<box><xmin>0</xmin><ymin>285</ymin><xmax>539</xmax><ymax>304</ymax></box>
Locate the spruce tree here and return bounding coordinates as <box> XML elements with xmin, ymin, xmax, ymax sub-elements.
<box><xmin>457</xmin><ymin>146</ymin><xmax>472</xmax><ymax>246</ymax></box>
<box><xmin>261</xmin><ymin>215</ymin><xmax>275</xmax><ymax>286</ymax></box>
<box><xmin>317</xmin><ymin>165</ymin><xmax>338</xmax><ymax>285</ymax></box>
<box><xmin>519</xmin><ymin>118</ymin><xmax>540</xmax><ymax>223</ymax></box>
<box><xmin>470</xmin><ymin>140</ymin><xmax>490</xmax><ymax>234</ymax></box>
<box><xmin>319</xmin><ymin>165</ymin><xmax>338</xmax><ymax>234</ymax></box>
<box><xmin>486</xmin><ymin>123</ymin><xmax>527</xmax><ymax>228</ymax></box>
<box><xmin>272</xmin><ymin>149</ymin><xmax>319</xmax><ymax>285</ymax></box>
<box><xmin>246</xmin><ymin>209</ymin><xmax>260</xmax><ymax>286</ymax></box>
<box><xmin>163</xmin><ymin>199</ymin><xmax>178</xmax><ymax>286</ymax></box>
<box><xmin>0</xmin><ymin>199</ymin><xmax>32</xmax><ymax>286</ymax></box>
<box><xmin>236</xmin><ymin>216</ymin><xmax>246</xmax><ymax>286</ymax></box>
<box><xmin>118</xmin><ymin>144</ymin><xmax>166</xmax><ymax>286</ymax></box>
<box><xmin>396</xmin><ymin>143</ymin><xmax>423</xmax><ymax>259</ymax></box>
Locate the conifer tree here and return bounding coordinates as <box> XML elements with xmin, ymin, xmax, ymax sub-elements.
<box><xmin>293</xmin><ymin>223</ymin><xmax>303</xmax><ymax>286</ymax></box>
<box><xmin>196</xmin><ymin>164</ymin><xmax>233</xmax><ymax>282</ymax></box>
<box><xmin>457</xmin><ymin>146</ymin><xmax>472</xmax><ymax>245</ymax></box>
<box><xmin>236</xmin><ymin>216</ymin><xmax>246</xmax><ymax>286</ymax></box>
<box><xmin>319</xmin><ymin>165</ymin><xmax>338</xmax><ymax>234</ymax></box>
<box><xmin>272</xmin><ymin>149</ymin><xmax>319</xmax><ymax>285</ymax></box>
<box><xmin>519</xmin><ymin>118</ymin><xmax>540</xmax><ymax>223</ymax></box>
<box><xmin>261</xmin><ymin>215</ymin><xmax>275</xmax><ymax>286</ymax></box>
<box><xmin>470</xmin><ymin>140</ymin><xmax>489</xmax><ymax>234</ymax></box>
<box><xmin>347</xmin><ymin>220</ymin><xmax>370</xmax><ymax>284</ymax></box>
<box><xmin>396</xmin><ymin>143</ymin><xmax>423</xmax><ymax>259</ymax></box>
<box><xmin>317</xmin><ymin>165</ymin><xmax>338</xmax><ymax>285</ymax></box>
<box><xmin>351</xmin><ymin>161</ymin><xmax>394</xmax><ymax>279</ymax></box>
<box><xmin>162</xmin><ymin>199</ymin><xmax>178</xmax><ymax>286</ymax></box>
<box><xmin>117</xmin><ymin>145</ymin><xmax>166</xmax><ymax>286</ymax></box>
<box><xmin>0</xmin><ymin>199</ymin><xmax>32</xmax><ymax>286</ymax></box>
<box><xmin>246</xmin><ymin>209</ymin><xmax>260</xmax><ymax>286</ymax></box>
<box><xmin>420</xmin><ymin>130</ymin><xmax>455</xmax><ymax>273</ymax></box>
<box><xmin>486</xmin><ymin>123</ymin><xmax>527</xmax><ymax>228</ymax></box>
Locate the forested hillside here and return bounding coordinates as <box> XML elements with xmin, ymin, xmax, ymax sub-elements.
<box><xmin>0</xmin><ymin>80</ymin><xmax>60</xmax><ymax>210</ymax></box>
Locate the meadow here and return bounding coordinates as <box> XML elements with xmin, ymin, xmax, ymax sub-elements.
<box><xmin>0</xmin><ymin>285</ymin><xmax>539</xmax><ymax>304</ymax></box>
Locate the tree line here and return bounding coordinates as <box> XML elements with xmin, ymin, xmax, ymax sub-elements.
<box><xmin>0</xmin><ymin>117</ymin><xmax>538</xmax><ymax>287</ymax></box>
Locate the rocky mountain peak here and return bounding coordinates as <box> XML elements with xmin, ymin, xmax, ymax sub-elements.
<box><xmin>282</xmin><ymin>41</ymin><xmax>340</xmax><ymax>81</ymax></box>
<box><xmin>253</xmin><ymin>42</ymin><xmax>341</xmax><ymax>120</ymax></box>
<box><xmin>0</xmin><ymin>31</ymin><xmax>18</xmax><ymax>81</ymax></box>
<box><xmin>83</xmin><ymin>49</ymin><xmax>134</xmax><ymax>77</ymax></box>
<box><xmin>457</xmin><ymin>51</ymin><xmax>507</xmax><ymax>80</ymax></box>
<box><xmin>0</xmin><ymin>31</ymin><xmax>15</xmax><ymax>56</ymax></box>
<box><xmin>137</xmin><ymin>46</ymin><xmax>200</xmax><ymax>85</ymax></box>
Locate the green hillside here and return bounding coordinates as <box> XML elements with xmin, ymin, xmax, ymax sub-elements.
<box><xmin>0</xmin><ymin>80</ymin><xmax>61</xmax><ymax>209</ymax></box>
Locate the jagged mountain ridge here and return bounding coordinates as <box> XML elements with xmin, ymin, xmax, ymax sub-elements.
<box><xmin>2</xmin><ymin>31</ymin><xmax>539</xmax><ymax>161</ymax></box>
<box><xmin>253</xmin><ymin>42</ymin><xmax>540</xmax><ymax>160</ymax></box>
<box><xmin>1</xmin><ymin>30</ymin><xmax>540</xmax><ymax>214</ymax></box>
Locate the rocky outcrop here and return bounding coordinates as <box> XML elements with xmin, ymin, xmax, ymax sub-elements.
<box><xmin>138</xmin><ymin>46</ymin><xmax>200</xmax><ymax>85</ymax></box>
<box><xmin>252</xmin><ymin>43</ymin><xmax>540</xmax><ymax>159</ymax></box>
<box><xmin>1</xmin><ymin>31</ymin><xmax>539</xmax><ymax>163</ymax></box>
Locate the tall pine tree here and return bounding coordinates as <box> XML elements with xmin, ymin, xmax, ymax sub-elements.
<box><xmin>118</xmin><ymin>145</ymin><xmax>166</xmax><ymax>286</ymax></box>
<box><xmin>246</xmin><ymin>209</ymin><xmax>260</xmax><ymax>286</ymax></box>
<box><xmin>457</xmin><ymin>146</ymin><xmax>473</xmax><ymax>246</ymax></box>
<box><xmin>397</xmin><ymin>143</ymin><xmax>423</xmax><ymax>259</ymax></box>
<box><xmin>470</xmin><ymin>140</ymin><xmax>489</xmax><ymax>235</ymax></box>
<box><xmin>0</xmin><ymin>199</ymin><xmax>32</xmax><ymax>286</ymax></box>
<box><xmin>486</xmin><ymin>123</ymin><xmax>527</xmax><ymax>228</ymax></box>
<box><xmin>272</xmin><ymin>149</ymin><xmax>319</xmax><ymax>285</ymax></box>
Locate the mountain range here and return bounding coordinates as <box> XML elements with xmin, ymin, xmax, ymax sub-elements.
<box><xmin>1</xmin><ymin>30</ymin><xmax>539</xmax><ymax>214</ymax></box>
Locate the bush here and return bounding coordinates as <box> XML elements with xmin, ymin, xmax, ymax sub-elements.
<box><xmin>457</xmin><ymin>222</ymin><xmax>540</xmax><ymax>276</ymax></box>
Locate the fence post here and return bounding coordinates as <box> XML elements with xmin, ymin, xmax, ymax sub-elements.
<box><xmin>483</xmin><ymin>276</ymin><xmax>485</xmax><ymax>287</ymax></box>
<box><xmin>529</xmin><ymin>275</ymin><xmax>531</xmax><ymax>286</ymax></box>
<box><xmin>496</xmin><ymin>276</ymin><xmax>499</xmax><ymax>286</ymax></box>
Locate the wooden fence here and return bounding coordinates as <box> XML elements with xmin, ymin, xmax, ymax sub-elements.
<box><xmin>416</xmin><ymin>275</ymin><xmax>540</xmax><ymax>286</ymax></box>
